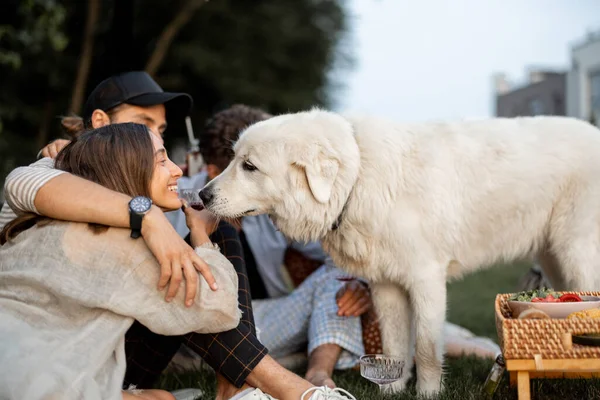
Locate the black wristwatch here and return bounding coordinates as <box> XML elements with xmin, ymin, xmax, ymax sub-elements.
<box><xmin>128</xmin><ymin>196</ymin><xmax>153</xmax><ymax>239</ymax></box>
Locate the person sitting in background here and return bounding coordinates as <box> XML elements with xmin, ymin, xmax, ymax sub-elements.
<box><xmin>0</xmin><ymin>123</ymin><xmax>240</xmax><ymax>400</ymax></box>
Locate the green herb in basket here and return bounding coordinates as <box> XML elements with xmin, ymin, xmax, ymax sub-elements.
<box><xmin>509</xmin><ymin>287</ymin><xmax>559</xmax><ymax>302</ymax></box>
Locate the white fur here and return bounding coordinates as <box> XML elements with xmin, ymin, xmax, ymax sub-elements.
<box><xmin>201</xmin><ymin>109</ymin><xmax>600</xmax><ymax>396</ymax></box>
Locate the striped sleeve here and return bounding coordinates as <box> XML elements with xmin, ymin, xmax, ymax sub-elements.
<box><xmin>2</xmin><ymin>157</ymin><xmax>62</xmax><ymax>218</ymax></box>
<box><xmin>0</xmin><ymin>204</ymin><xmax>17</xmax><ymax>231</ymax></box>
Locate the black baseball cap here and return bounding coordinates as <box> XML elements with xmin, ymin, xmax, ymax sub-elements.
<box><xmin>82</xmin><ymin>71</ymin><xmax>193</xmax><ymax>125</ymax></box>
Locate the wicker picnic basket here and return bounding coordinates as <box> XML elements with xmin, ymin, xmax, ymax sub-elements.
<box><xmin>495</xmin><ymin>292</ymin><xmax>600</xmax><ymax>360</ymax></box>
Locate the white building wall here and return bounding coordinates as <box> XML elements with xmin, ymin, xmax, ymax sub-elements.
<box><xmin>567</xmin><ymin>33</ymin><xmax>600</xmax><ymax>121</ymax></box>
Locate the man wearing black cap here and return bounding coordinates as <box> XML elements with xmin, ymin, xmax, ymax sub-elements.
<box><xmin>41</xmin><ymin>71</ymin><xmax>192</xmax><ymax>157</ymax></box>
<box><xmin>0</xmin><ymin>72</ymin><xmax>353</xmax><ymax>400</ymax></box>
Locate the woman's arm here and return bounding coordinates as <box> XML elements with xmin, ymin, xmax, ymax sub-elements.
<box><xmin>3</xmin><ymin>157</ymin><xmax>133</xmax><ymax>228</ymax></box>
<box><xmin>2</xmin><ymin>159</ymin><xmax>217</xmax><ymax>304</ymax></box>
<box><xmin>111</xmin><ymin>244</ymin><xmax>241</xmax><ymax>336</ymax></box>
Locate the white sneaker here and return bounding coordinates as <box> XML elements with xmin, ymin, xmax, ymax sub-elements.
<box><xmin>235</xmin><ymin>388</ymin><xmax>277</xmax><ymax>400</ymax></box>
<box><xmin>171</xmin><ymin>388</ymin><xmax>204</xmax><ymax>400</ymax></box>
<box><xmin>301</xmin><ymin>386</ymin><xmax>356</xmax><ymax>400</ymax></box>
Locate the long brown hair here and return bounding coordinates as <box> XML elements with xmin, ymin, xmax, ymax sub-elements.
<box><xmin>0</xmin><ymin>123</ymin><xmax>155</xmax><ymax>244</ymax></box>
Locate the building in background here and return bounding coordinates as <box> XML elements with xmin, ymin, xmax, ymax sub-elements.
<box><xmin>494</xmin><ymin>70</ymin><xmax>566</xmax><ymax>117</ymax></box>
<box><xmin>566</xmin><ymin>30</ymin><xmax>600</xmax><ymax>125</ymax></box>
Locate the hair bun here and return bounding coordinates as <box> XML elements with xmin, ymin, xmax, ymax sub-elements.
<box><xmin>60</xmin><ymin>115</ymin><xmax>85</xmax><ymax>138</ymax></box>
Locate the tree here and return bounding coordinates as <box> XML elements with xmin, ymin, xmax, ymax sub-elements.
<box><xmin>0</xmin><ymin>0</ymin><xmax>69</xmax><ymax>200</ymax></box>
<box><xmin>69</xmin><ymin>0</ymin><xmax>100</xmax><ymax>114</ymax></box>
<box><xmin>0</xmin><ymin>0</ymin><xmax>353</xmax><ymax>197</ymax></box>
<box><xmin>145</xmin><ymin>0</ymin><xmax>208</xmax><ymax>77</ymax></box>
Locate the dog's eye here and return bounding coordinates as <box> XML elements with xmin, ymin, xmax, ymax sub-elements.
<box><xmin>242</xmin><ymin>161</ymin><xmax>258</xmax><ymax>172</ymax></box>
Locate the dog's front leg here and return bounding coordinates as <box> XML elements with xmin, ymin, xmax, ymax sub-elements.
<box><xmin>410</xmin><ymin>273</ymin><xmax>446</xmax><ymax>397</ymax></box>
<box><xmin>370</xmin><ymin>282</ymin><xmax>413</xmax><ymax>393</ymax></box>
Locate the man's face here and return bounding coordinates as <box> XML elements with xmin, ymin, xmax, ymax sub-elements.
<box><xmin>111</xmin><ymin>103</ymin><xmax>168</xmax><ymax>138</ymax></box>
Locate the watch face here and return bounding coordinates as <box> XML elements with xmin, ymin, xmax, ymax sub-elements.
<box><xmin>130</xmin><ymin>196</ymin><xmax>152</xmax><ymax>213</ymax></box>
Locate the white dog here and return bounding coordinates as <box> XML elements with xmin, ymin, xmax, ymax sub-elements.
<box><xmin>199</xmin><ymin>109</ymin><xmax>600</xmax><ymax>396</ymax></box>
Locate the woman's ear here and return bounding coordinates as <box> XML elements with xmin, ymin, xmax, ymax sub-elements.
<box><xmin>91</xmin><ymin>109</ymin><xmax>111</xmax><ymax>129</ymax></box>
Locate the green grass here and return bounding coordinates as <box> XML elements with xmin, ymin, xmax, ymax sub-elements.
<box><xmin>158</xmin><ymin>262</ymin><xmax>600</xmax><ymax>399</ymax></box>
<box><xmin>446</xmin><ymin>261</ymin><xmax>529</xmax><ymax>339</ymax></box>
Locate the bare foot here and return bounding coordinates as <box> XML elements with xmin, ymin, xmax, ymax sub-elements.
<box><xmin>305</xmin><ymin>371</ymin><xmax>336</xmax><ymax>389</ymax></box>
<box><xmin>305</xmin><ymin>344</ymin><xmax>341</xmax><ymax>390</ymax></box>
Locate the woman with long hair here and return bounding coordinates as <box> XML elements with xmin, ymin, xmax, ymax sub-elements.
<box><xmin>0</xmin><ymin>123</ymin><xmax>240</xmax><ymax>400</ymax></box>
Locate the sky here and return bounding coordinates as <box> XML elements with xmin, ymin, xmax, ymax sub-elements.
<box><xmin>336</xmin><ymin>0</ymin><xmax>600</xmax><ymax>122</ymax></box>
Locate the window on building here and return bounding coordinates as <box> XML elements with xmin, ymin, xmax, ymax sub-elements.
<box><xmin>528</xmin><ymin>98</ymin><xmax>544</xmax><ymax>116</ymax></box>
<box><xmin>552</xmin><ymin>93</ymin><xmax>563</xmax><ymax>115</ymax></box>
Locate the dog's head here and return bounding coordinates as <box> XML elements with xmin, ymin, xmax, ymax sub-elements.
<box><xmin>200</xmin><ymin>109</ymin><xmax>360</xmax><ymax>242</ymax></box>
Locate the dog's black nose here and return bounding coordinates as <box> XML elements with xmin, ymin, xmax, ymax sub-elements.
<box><xmin>199</xmin><ymin>188</ymin><xmax>214</xmax><ymax>206</ymax></box>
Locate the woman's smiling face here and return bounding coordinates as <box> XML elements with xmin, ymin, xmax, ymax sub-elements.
<box><xmin>149</xmin><ymin>133</ymin><xmax>183</xmax><ymax>211</ymax></box>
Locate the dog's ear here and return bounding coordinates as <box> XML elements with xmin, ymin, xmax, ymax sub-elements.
<box><xmin>295</xmin><ymin>146</ymin><xmax>339</xmax><ymax>204</ymax></box>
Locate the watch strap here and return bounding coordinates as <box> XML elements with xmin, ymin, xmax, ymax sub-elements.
<box><xmin>129</xmin><ymin>209</ymin><xmax>143</xmax><ymax>239</ymax></box>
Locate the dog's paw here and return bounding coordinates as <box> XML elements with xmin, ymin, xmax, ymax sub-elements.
<box><xmin>416</xmin><ymin>377</ymin><xmax>444</xmax><ymax>397</ymax></box>
<box><xmin>379</xmin><ymin>373</ymin><xmax>411</xmax><ymax>394</ymax></box>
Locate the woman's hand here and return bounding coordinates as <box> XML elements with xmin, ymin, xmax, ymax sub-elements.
<box><xmin>336</xmin><ymin>280</ymin><xmax>372</xmax><ymax>317</ymax></box>
<box><xmin>141</xmin><ymin>205</ymin><xmax>218</xmax><ymax>307</ymax></box>
<box><xmin>181</xmin><ymin>200</ymin><xmax>220</xmax><ymax>247</ymax></box>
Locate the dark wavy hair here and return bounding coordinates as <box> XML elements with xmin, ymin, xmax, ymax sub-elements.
<box><xmin>0</xmin><ymin>123</ymin><xmax>154</xmax><ymax>244</ymax></box>
<box><xmin>198</xmin><ymin>104</ymin><xmax>271</xmax><ymax>171</ymax></box>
